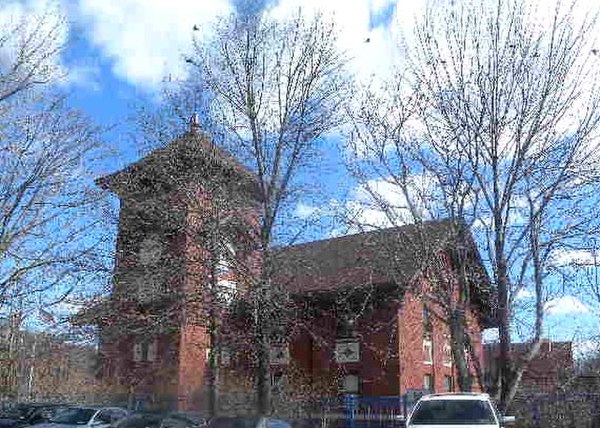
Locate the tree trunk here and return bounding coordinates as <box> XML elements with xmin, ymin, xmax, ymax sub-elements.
<box><xmin>255</xmin><ymin>243</ymin><xmax>273</xmax><ymax>415</ymax></box>
<box><xmin>449</xmin><ymin>310</ymin><xmax>472</xmax><ymax>392</ymax></box>
<box><xmin>497</xmin><ymin>256</ymin><xmax>512</xmax><ymax>411</ymax></box>
<box><xmin>256</xmin><ymin>297</ymin><xmax>271</xmax><ymax>415</ymax></box>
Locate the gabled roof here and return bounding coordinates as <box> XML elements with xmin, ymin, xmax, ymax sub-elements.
<box><xmin>96</xmin><ymin>130</ymin><xmax>260</xmax><ymax>200</ymax></box>
<box><xmin>274</xmin><ymin>219</ymin><xmax>496</xmax><ymax>325</ymax></box>
<box><xmin>274</xmin><ymin>220</ymin><xmax>460</xmax><ymax>293</ymax></box>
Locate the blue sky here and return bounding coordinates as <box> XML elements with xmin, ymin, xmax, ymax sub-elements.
<box><xmin>4</xmin><ymin>0</ymin><xmax>599</xmax><ymax>345</ymax></box>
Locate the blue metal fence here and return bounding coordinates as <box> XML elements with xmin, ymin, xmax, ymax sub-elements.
<box><xmin>314</xmin><ymin>394</ymin><xmax>422</xmax><ymax>428</ymax></box>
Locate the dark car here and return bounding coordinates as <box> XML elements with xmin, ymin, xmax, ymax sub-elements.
<box><xmin>206</xmin><ymin>417</ymin><xmax>290</xmax><ymax>428</ymax></box>
<box><xmin>36</xmin><ymin>406</ymin><xmax>129</xmax><ymax>428</ymax></box>
<box><xmin>0</xmin><ymin>404</ymin><xmax>67</xmax><ymax>428</ymax></box>
<box><xmin>112</xmin><ymin>412</ymin><xmax>206</xmax><ymax>428</ymax></box>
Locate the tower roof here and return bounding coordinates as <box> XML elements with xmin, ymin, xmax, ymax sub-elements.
<box><xmin>96</xmin><ymin>129</ymin><xmax>260</xmax><ymax>201</ymax></box>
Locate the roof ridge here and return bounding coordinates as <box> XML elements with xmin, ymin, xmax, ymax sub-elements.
<box><xmin>277</xmin><ymin>218</ymin><xmax>456</xmax><ymax>252</ymax></box>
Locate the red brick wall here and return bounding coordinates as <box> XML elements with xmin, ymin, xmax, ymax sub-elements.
<box><xmin>177</xmin><ymin>325</ymin><xmax>209</xmax><ymax>410</ymax></box>
<box><xmin>286</xmin><ymin>303</ymin><xmax>401</xmax><ymax>397</ymax></box>
<box><xmin>398</xmin><ymin>290</ymin><xmax>428</xmax><ymax>394</ymax></box>
<box><xmin>398</xmin><ymin>287</ymin><xmax>484</xmax><ymax>395</ymax></box>
<box><xmin>484</xmin><ymin>341</ymin><xmax>573</xmax><ymax>394</ymax></box>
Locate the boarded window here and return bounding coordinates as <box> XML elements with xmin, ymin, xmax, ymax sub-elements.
<box><xmin>341</xmin><ymin>374</ymin><xmax>360</xmax><ymax>394</ymax></box>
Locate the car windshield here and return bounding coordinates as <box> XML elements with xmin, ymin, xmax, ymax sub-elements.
<box><xmin>50</xmin><ymin>408</ymin><xmax>96</xmax><ymax>425</ymax></box>
<box><xmin>410</xmin><ymin>399</ymin><xmax>497</xmax><ymax>425</ymax></box>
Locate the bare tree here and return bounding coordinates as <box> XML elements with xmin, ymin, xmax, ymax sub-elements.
<box><xmin>346</xmin><ymin>0</ymin><xmax>600</xmax><ymax>409</ymax></box>
<box><xmin>345</xmin><ymin>73</ymin><xmax>489</xmax><ymax>393</ymax></box>
<box><xmin>0</xmin><ymin>9</ymin><xmax>107</xmax><ymax>324</ymax></box>
<box><xmin>186</xmin><ymin>11</ymin><xmax>347</xmax><ymax>415</ymax></box>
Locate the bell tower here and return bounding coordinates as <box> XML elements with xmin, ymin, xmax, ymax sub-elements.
<box><xmin>96</xmin><ymin>116</ymin><xmax>261</xmax><ymax>410</ymax></box>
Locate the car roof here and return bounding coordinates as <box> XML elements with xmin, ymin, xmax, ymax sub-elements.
<box><xmin>420</xmin><ymin>393</ymin><xmax>491</xmax><ymax>401</ymax></box>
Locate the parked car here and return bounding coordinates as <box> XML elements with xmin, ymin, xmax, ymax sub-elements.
<box><xmin>0</xmin><ymin>403</ymin><xmax>67</xmax><ymax>428</ymax></box>
<box><xmin>35</xmin><ymin>407</ymin><xmax>129</xmax><ymax>428</ymax></box>
<box><xmin>206</xmin><ymin>417</ymin><xmax>290</xmax><ymax>428</ymax></box>
<box><xmin>112</xmin><ymin>412</ymin><xmax>206</xmax><ymax>428</ymax></box>
<box><xmin>405</xmin><ymin>393</ymin><xmax>515</xmax><ymax>428</ymax></box>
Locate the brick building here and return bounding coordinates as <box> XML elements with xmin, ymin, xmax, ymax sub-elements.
<box><xmin>90</xmin><ymin>124</ymin><xmax>495</xmax><ymax>411</ymax></box>
<box><xmin>483</xmin><ymin>340</ymin><xmax>574</xmax><ymax>394</ymax></box>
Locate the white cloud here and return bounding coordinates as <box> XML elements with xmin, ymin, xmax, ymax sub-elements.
<box><xmin>550</xmin><ymin>249</ymin><xmax>598</xmax><ymax>267</ymax></box>
<box><xmin>295</xmin><ymin>202</ymin><xmax>318</xmax><ymax>219</ymax></box>
<box><xmin>69</xmin><ymin>0</ymin><xmax>600</xmax><ymax>100</ymax></box>
<box><xmin>267</xmin><ymin>0</ymin><xmax>423</xmax><ymax>84</ymax></box>
<box><xmin>544</xmin><ymin>295</ymin><xmax>589</xmax><ymax>316</ymax></box>
<box><xmin>515</xmin><ymin>289</ymin><xmax>535</xmax><ymax>300</ymax></box>
<box><xmin>72</xmin><ymin>0</ymin><xmax>424</xmax><ymax>91</ymax></box>
<box><xmin>59</xmin><ymin>62</ymin><xmax>101</xmax><ymax>91</ymax></box>
<box><xmin>343</xmin><ymin>173</ymin><xmax>439</xmax><ymax>230</ymax></box>
<box><xmin>76</xmin><ymin>0</ymin><xmax>232</xmax><ymax>92</ymax></box>
<box><xmin>53</xmin><ymin>301</ymin><xmax>83</xmax><ymax>317</ymax></box>
<box><xmin>574</xmin><ymin>339</ymin><xmax>600</xmax><ymax>361</ymax></box>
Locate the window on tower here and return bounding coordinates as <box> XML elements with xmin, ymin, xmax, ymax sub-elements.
<box><xmin>133</xmin><ymin>339</ymin><xmax>158</xmax><ymax>362</ymax></box>
<box><xmin>217</xmin><ymin>240</ymin><xmax>237</xmax><ymax>303</ymax></box>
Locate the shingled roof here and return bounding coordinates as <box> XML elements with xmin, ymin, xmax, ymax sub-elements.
<box><xmin>96</xmin><ymin>128</ymin><xmax>260</xmax><ymax>199</ymax></box>
<box><xmin>274</xmin><ymin>220</ymin><xmax>459</xmax><ymax>291</ymax></box>
<box><xmin>274</xmin><ymin>219</ymin><xmax>496</xmax><ymax>325</ymax></box>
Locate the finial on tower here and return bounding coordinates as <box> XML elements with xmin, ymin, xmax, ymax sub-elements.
<box><xmin>189</xmin><ymin>112</ymin><xmax>200</xmax><ymax>133</ymax></box>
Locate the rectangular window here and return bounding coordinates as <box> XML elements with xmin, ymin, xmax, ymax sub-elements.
<box><xmin>141</xmin><ymin>342</ymin><xmax>149</xmax><ymax>361</ymax></box>
<box><xmin>443</xmin><ymin>341</ymin><xmax>452</xmax><ymax>367</ymax></box>
<box><xmin>423</xmin><ymin>305</ymin><xmax>433</xmax><ymax>336</ymax></box>
<box><xmin>133</xmin><ymin>342</ymin><xmax>143</xmax><ymax>362</ymax></box>
<box><xmin>271</xmin><ymin>372</ymin><xmax>288</xmax><ymax>393</ymax></box>
<box><xmin>444</xmin><ymin>375</ymin><xmax>454</xmax><ymax>392</ymax></box>
<box><xmin>424</xmin><ymin>374</ymin><xmax>434</xmax><ymax>393</ymax></box>
<box><xmin>147</xmin><ymin>339</ymin><xmax>157</xmax><ymax>362</ymax></box>
<box><xmin>220</xmin><ymin>348</ymin><xmax>231</xmax><ymax>367</ymax></box>
<box><xmin>423</xmin><ymin>338</ymin><xmax>433</xmax><ymax>364</ymax></box>
<box><xmin>133</xmin><ymin>339</ymin><xmax>157</xmax><ymax>362</ymax></box>
<box><xmin>337</xmin><ymin>317</ymin><xmax>357</xmax><ymax>339</ymax></box>
<box><xmin>341</xmin><ymin>374</ymin><xmax>360</xmax><ymax>395</ymax></box>
<box><xmin>410</xmin><ymin>399</ymin><xmax>495</xmax><ymax>425</ymax></box>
